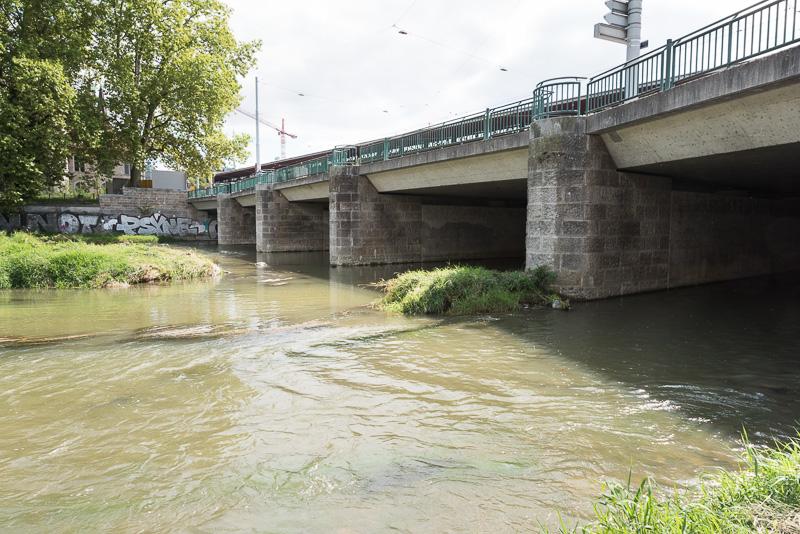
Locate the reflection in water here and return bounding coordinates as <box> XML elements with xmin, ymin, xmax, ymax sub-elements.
<box><xmin>0</xmin><ymin>247</ymin><xmax>797</xmax><ymax>532</ymax></box>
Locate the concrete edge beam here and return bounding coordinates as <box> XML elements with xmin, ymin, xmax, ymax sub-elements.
<box><xmin>586</xmin><ymin>46</ymin><xmax>800</xmax><ymax>133</ymax></box>
<box><xmin>360</xmin><ymin>130</ymin><xmax>529</xmax><ymax>175</ymax></box>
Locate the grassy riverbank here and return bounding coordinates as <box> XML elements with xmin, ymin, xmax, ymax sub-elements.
<box><xmin>0</xmin><ymin>233</ymin><xmax>218</xmax><ymax>289</ymax></box>
<box><xmin>378</xmin><ymin>265</ymin><xmax>558</xmax><ymax>315</ymax></box>
<box><xmin>555</xmin><ymin>435</ymin><xmax>800</xmax><ymax>533</ymax></box>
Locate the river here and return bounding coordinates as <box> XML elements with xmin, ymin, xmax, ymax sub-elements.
<box><xmin>1</xmin><ymin>248</ymin><xmax>798</xmax><ymax>532</ymax></box>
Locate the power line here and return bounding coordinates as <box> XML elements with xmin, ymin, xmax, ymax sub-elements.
<box><xmin>393</xmin><ymin>0</ymin><xmax>419</xmax><ymax>26</ymax></box>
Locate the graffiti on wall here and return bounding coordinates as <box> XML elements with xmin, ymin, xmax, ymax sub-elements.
<box><xmin>0</xmin><ymin>211</ymin><xmax>217</xmax><ymax>239</ymax></box>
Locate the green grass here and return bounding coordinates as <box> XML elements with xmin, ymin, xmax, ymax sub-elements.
<box><xmin>377</xmin><ymin>265</ymin><xmax>558</xmax><ymax>315</ymax></box>
<box><xmin>551</xmin><ymin>434</ymin><xmax>800</xmax><ymax>534</ymax></box>
<box><xmin>0</xmin><ymin>232</ymin><xmax>219</xmax><ymax>289</ymax></box>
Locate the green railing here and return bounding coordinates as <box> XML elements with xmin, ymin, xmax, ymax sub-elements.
<box><xmin>588</xmin><ymin>0</ymin><xmax>800</xmax><ymax>111</ymax></box>
<box><xmin>358</xmin><ymin>98</ymin><xmax>533</xmax><ymax>164</ymax></box>
<box><xmin>533</xmin><ymin>77</ymin><xmax>585</xmax><ymax>119</ymax></box>
<box><xmin>189</xmin><ymin>0</ymin><xmax>799</xmax><ymax>201</ymax></box>
<box><xmin>189</xmin><ymin>154</ymin><xmax>331</xmax><ymax>198</ymax></box>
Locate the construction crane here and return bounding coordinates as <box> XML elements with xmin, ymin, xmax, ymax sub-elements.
<box><xmin>234</xmin><ymin>107</ymin><xmax>298</xmax><ymax>161</ymax></box>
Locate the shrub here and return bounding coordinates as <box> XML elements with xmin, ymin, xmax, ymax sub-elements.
<box><xmin>378</xmin><ymin>265</ymin><xmax>556</xmax><ymax>315</ymax></box>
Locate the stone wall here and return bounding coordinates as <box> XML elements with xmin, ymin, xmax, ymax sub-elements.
<box><xmin>255</xmin><ymin>185</ymin><xmax>329</xmax><ymax>252</ymax></box>
<box><xmin>330</xmin><ymin>166</ymin><xmax>423</xmax><ymax>265</ymax></box>
<box><xmin>100</xmin><ymin>187</ymin><xmax>201</xmax><ymax>220</ymax></box>
<box><xmin>330</xmin><ymin>166</ymin><xmax>526</xmax><ymax>265</ymax></box>
<box><xmin>668</xmin><ymin>192</ymin><xmax>800</xmax><ymax>287</ymax></box>
<box><xmin>527</xmin><ymin>117</ymin><xmax>672</xmax><ymax>299</ymax></box>
<box><xmin>421</xmin><ymin>205</ymin><xmax>525</xmax><ymax>261</ymax></box>
<box><xmin>2</xmin><ymin>187</ymin><xmax>216</xmax><ymax>240</ymax></box>
<box><xmin>527</xmin><ymin>116</ymin><xmax>800</xmax><ymax>299</ymax></box>
<box><xmin>217</xmin><ymin>194</ymin><xmax>256</xmax><ymax>245</ymax></box>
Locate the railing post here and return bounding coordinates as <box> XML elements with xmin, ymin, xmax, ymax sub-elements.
<box><xmin>664</xmin><ymin>39</ymin><xmax>674</xmax><ymax>90</ymax></box>
<box><xmin>483</xmin><ymin>108</ymin><xmax>490</xmax><ymax>140</ymax></box>
<box><xmin>383</xmin><ymin>138</ymin><xmax>389</xmax><ymax>161</ymax></box>
<box><xmin>726</xmin><ymin>23</ymin><xmax>733</xmax><ymax>65</ymax></box>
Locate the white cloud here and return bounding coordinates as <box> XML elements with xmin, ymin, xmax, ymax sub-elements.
<box><xmin>222</xmin><ymin>0</ymin><xmax>759</xmax><ymax>167</ymax></box>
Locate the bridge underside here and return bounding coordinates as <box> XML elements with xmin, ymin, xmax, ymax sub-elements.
<box><xmin>628</xmin><ymin>142</ymin><xmax>800</xmax><ymax>195</ymax></box>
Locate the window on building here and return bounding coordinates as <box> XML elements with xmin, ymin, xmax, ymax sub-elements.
<box><xmin>74</xmin><ymin>158</ymin><xmax>85</xmax><ymax>173</ymax></box>
<box><xmin>123</xmin><ymin>163</ymin><xmax>131</xmax><ymax>176</ymax></box>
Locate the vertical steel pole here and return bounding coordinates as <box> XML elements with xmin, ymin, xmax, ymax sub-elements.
<box><xmin>254</xmin><ymin>77</ymin><xmax>261</xmax><ymax>175</ymax></box>
<box><xmin>626</xmin><ymin>0</ymin><xmax>643</xmax><ymax>62</ymax></box>
<box><xmin>625</xmin><ymin>0</ymin><xmax>643</xmax><ymax>100</ymax></box>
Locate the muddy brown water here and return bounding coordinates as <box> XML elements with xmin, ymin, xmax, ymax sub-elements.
<box><xmin>1</xmin><ymin>248</ymin><xmax>799</xmax><ymax>532</ymax></box>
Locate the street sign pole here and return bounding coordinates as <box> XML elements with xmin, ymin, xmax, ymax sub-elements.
<box><xmin>593</xmin><ymin>0</ymin><xmax>644</xmax><ymax>99</ymax></box>
<box><xmin>254</xmin><ymin>77</ymin><xmax>261</xmax><ymax>175</ymax></box>
<box><xmin>626</xmin><ymin>0</ymin><xmax>643</xmax><ymax>62</ymax></box>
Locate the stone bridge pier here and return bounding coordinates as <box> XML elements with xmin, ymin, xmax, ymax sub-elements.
<box><xmin>255</xmin><ymin>184</ymin><xmax>329</xmax><ymax>253</ymax></box>
<box><xmin>217</xmin><ymin>194</ymin><xmax>256</xmax><ymax>245</ymax></box>
<box><xmin>329</xmin><ymin>165</ymin><xmax>526</xmax><ymax>266</ymax></box>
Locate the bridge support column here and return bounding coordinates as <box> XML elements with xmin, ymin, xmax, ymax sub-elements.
<box><xmin>255</xmin><ymin>184</ymin><xmax>329</xmax><ymax>252</ymax></box>
<box><xmin>527</xmin><ymin>117</ymin><xmax>672</xmax><ymax>299</ymax></box>
<box><xmin>329</xmin><ymin>165</ymin><xmax>423</xmax><ymax>265</ymax></box>
<box><xmin>217</xmin><ymin>194</ymin><xmax>256</xmax><ymax>245</ymax></box>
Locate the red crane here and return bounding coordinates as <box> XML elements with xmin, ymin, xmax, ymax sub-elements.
<box><xmin>234</xmin><ymin>108</ymin><xmax>298</xmax><ymax>160</ymax></box>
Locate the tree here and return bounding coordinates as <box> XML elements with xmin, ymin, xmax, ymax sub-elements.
<box><xmin>0</xmin><ymin>0</ymin><xmax>93</xmax><ymax>210</ymax></box>
<box><xmin>90</xmin><ymin>0</ymin><xmax>258</xmax><ymax>187</ymax></box>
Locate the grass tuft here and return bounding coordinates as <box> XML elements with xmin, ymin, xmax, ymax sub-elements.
<box><xmin>377</xmin><ymin>265</ymin><xmax>557</xmax><ymax>315</ymax></box>
<box><xmin>0</xmin><ymin>232</ymin><xmax>218</xmax><ymax>289</ymax></box>
<box><xmin>551</xmin><ymin>434</ymin><xmax>800</xmax><ymax>534</ymax></box>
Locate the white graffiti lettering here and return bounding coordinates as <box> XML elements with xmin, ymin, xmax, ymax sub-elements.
<box><xmin>5</xmin><ymin>210</ymin><xmax>217</xmax><ymax>239</ymax></box>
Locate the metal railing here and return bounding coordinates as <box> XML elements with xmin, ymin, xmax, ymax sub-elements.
<box><xmin>358</xmin><ymin>97</ymin><xmax>534</xmax><ymax>164</ymax></box>
<box><xmin>588</xmin><ymin>0</ymin><xmax>799</xmax><ymax>111</ymax></box>
<box><xmin>189</xmin><ymin>154</ymin><xmax>332</xmax><ymax>198</ymax></box>
<box><xmin>533</xmin><ymin>77</ymin><xmax>585</xmax><ymax>119</ymax></box>
<box><xmin>188</xmin><ymin>0</ymin><xmax>799</xmax><ymax>201</ymax></box>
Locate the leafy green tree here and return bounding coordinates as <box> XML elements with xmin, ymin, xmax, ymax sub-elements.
<box><xmin>0</xmin><ymin>0</ymin><xmax>256</xmax><ymax>209</ymax></box>
<box><xmin>91</xmin><ymin>0</ymin><xmax>258</xmax><ymax>187</ymax></box>
<box><xmin>0</xmin><ymin>0</ymin><xmax>92</xmax><ymax>210</ymax></box>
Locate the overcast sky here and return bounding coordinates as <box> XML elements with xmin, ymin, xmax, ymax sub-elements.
<box><xmin>221</xmin><ymin>0</ymin><xmax>757</xmax><ymax>168</ymax></box>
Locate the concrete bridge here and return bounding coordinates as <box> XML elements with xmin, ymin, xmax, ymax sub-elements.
<box><xmin>191</xmin><ymin>1</ymin><xmax>800</xmax><ymax>299</ymax></box>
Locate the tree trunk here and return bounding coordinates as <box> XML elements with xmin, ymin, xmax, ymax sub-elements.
<box><xmin>129</xmin><ymin>164</ymin><xmax>141</xmax><ymax>187</ymax></box>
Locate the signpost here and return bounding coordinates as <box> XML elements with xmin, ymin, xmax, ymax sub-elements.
<box><xmin>594</xmin><ymin>0</ymin><xmax>644</xmax><ymax>98</ymax></box>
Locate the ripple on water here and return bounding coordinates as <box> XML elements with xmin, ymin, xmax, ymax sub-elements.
<box><xmin>1</xmin><ymin>253</ymin><xmax>797</xmax><ymax>531</ymax></box>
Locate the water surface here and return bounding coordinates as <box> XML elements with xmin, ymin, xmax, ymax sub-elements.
<box><xmin>1</xmin><ymin>248</ymin><xmax>798</xmax><ymax>532</ymax></box>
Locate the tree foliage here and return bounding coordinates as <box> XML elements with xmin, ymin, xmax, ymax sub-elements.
<box><xmin>91</xmin><ymin>0</ymin><xmax>257</xmax><ymax>186</ymax></box>
<box><xmin>0</xmin><ymin>0</ymin><xmax>89</xmax><ymax>210</ymax></box>
<box><xmin>0</xmin><ymin>0</ymin><xmax>258</xmax><ymax>209</ymax></box>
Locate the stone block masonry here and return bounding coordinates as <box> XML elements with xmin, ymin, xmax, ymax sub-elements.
<box><xmin>329</xmin><ymin>166</ymin><xmax>422</xmax><ymax>265</ymax></box>
<box><xmin>668</xmin><ymin>192</ymin><xmax>800</xmax><ymax>287</ymax></box>
<box><xmin>527</xmin><ymin>116</ymin><xmax>800</xmax><ymax>299</ymax></box>
<box><xmin>2</xmin><ymin>188</ymin><xmax>217</xmax><ymax>240</ymax></box>
<box><xmin>100</xmin><ymin>187</ymin><xmax>203</xmax><ymax>220</ymax></box>
<box><xmin>255</xmin><ymin>185</ymin><xmax>329</xmax><ymax>253</ymax></box>
<box><xmin>527</xmin><ymin>117</ymin><xmax>671</xmax><ymax>299</ymax></box>
<box><xmin>217</xmin><ymin>194</ymin><xmax>256</xmax><ymax>245</ymax></box>
<box><xmin>330</xmin><ymin>165</ymin><xmax>526</xmax><ymax>265</ymax></box>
